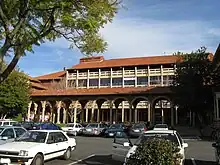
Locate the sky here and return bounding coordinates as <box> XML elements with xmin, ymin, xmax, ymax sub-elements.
<box><xmin>13</xmin><ymin>0</ymin><xmax>220</xmax><ymax>77</ymax></box>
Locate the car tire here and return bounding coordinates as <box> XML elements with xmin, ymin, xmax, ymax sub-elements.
<box><xmin>63</xmin><ymin>147</ymin><xmax>71</xmax><ymax>160</ymax></box>
<box><xmin>31</xmin><ymin>154</ymin><xmax>44</xmax><ymax>165</ymax></box>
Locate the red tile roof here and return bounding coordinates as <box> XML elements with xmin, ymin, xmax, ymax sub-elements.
<box><xmin>31</xmin><ymin>82</ymin><xmax>48</xmax><ymax>90</ymax></box>
<box><xmin>31</xmin><ymin>86</ymin><xmax>172</xmax><ymax>96</ymax></box>
<box><xmin>72</xmin><ymin>55</ymin><xmax>182</xmax><ymax>69</ymax></box>
<box><xmin>34</xmin><ymin>71</ymin><xmax>65</xmax><ymax>80</ymax></box>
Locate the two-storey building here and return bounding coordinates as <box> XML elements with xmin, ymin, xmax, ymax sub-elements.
<box><xmin>29</xmin><ymin>54</ymin><xmax>184</xmax><ymax>126</ymax></box>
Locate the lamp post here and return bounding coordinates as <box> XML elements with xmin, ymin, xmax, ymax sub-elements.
<box><xmin>174</xmin><ymin>105</ymin><xmax>179</xmax><ymax>125</ymax></box>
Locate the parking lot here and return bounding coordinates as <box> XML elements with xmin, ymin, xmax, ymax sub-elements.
<box><xmin>44</xmin><ymin>136</ymin><xmax>216</xmax><ymax>165</ymax></box>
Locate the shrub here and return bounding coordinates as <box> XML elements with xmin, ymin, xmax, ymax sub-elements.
<box><xmin>126</xmin><ymin>138</ymin><xmax>182</xmax><ymax>165</ymax></box>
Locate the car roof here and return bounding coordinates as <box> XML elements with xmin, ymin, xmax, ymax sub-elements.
<box><xmin>30</xmin><ymin>130</ymin><xmax>63</xmax><ymax>133</ymax></box>
<box><xmin>144</xmin><ymin>130</ymin><xmax>176</xmax><ymax>134</ymax></box>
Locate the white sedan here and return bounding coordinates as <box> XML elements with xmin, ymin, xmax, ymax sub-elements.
<box><xmin>112</xmin><ymin>130</ymin><xmax>188</xmax><ymax>165</ymax></box>
<box><xmin>62</xmin><ymin>123</ymin><xmax>84</xmax><ymax>136</ymax></box>
<box><xmin>0</xmin><ymin>130</ymin><xmax>76</xmax><ymax>165</ymax></box>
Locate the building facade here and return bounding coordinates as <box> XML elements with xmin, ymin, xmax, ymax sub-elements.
<box><xmin>29</xmin><ymin>55</ymin><xmax>188</xmax><ymax>126</ymax></box>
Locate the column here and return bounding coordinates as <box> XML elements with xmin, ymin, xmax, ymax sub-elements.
<box><xmin>63</xmin><ymin>108</ymin><xmax>67</xmax><ymax>124</ymax></box>
<box><xmin>53</xmin><ymin>114</ymin><xmax>56</xmax><ymax>123</ymax></box>
<box><xmin>175</xmin><ymin>106</ymin><xmax>178</xmax><ymax>125</ymax></box>
<box><xmin>147</xmin><ymin>65</ymin><xmax>150</xmax><ymax>86</ymax></box>
<box><xmin>110</xmin><ymin>101</ymin><xmax>113</xmax><ymax>123</ymax></box>
<box><xmin>98</xmin><ymin>69</ymin><xmax>101</xmax><ymax>88</ymax></box>
<box><xmin>57</xmin><ymin>107</ymin><xmax>61</xmax><ymax>124</ymax></box>
<box><xmin>87</xmin><ymin>69</ymin><xmax>89</xmax><ymax>89</ymax></box>
<box><xmin>134</xmin><ymin>108</ymin><xmax>138</xmax><ymax>123</ymax></box>
<box><xmin>148</xmin><ymin>103</ymin><xmax>151</xmax><ymax>122</ymax></box>
<box><xmin>76</xmin><ymin>70</ymin><xmax>79</xmax><ymax>88</ymax></box>
<box><xmin>110</xmin><ymin>68</ymin><xmax>113</xmax><ymax>88</ymax></box>
<box><xmin>122</xmin><ymin>67</ymin><xmax>125</xmax><ymax>87</ymax></box>
<box><xmin>85</xmin><ymin>108</ymin><xmax>88</xmax><ymax>122</ymax></box>
<box><xmin>27</xmin><ymin>102</ymin><xmax>32</xmax><ymax>121</ymax></box>
<box><xmin>171</xmin><ymin>107</ymin><xmax>174</xmax><ymax>126</ymax></box>
<box><xmin>97</xmin><ymin>108</ymin><xmax>100</xmax><ymax>122</ymax></box>
<box><xmin>161</xmin><ymin>109</ymin><xmax>164</xmax><ymax>124</ymax></box>
<box><xmin>160</xmin><ymin>65</ymin><xmax>163</xmax><ymax>86</ymax></box>
<box><xmin>129</xmin><ymin>106</ymin><xmax>132</xmax><ymax>122</ymax></box>
<box><xmin>41</xmin><ymin>101</ymin><xmax>46</xmax><ymax>122</ymax></box>
<box><xmin>74</xmin><ymin>107</ymin><xmax>77</xmax><ymax>124</ymax></box>
<box><xmin>91</xmin><ymin>108</ymin><xmax>95</xmax><ymax>122</ymax></box>
<box><xmin>134</xmin><ymin>67</ymin><xmax>137</xmax><ymax>87</ymax></box>
<box><xmin>34</xmin><ymin>103</ymin><xmax>38</xmax><ymax>114</ymax></box>
<box><xmin>122</xmin><ymin>102</ymin><xmax>125</xmax><ymax>122</ymax></box>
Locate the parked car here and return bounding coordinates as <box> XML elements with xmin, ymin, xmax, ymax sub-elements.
<box><xmin>0</xmin><ymin>119</ymin><xmax>18</xmax><ymax>126</ymax></box>
<box><xmin>82</xmin><ymin>123</ymin><xmax>108</xmax><ymax>136</ymax></box>
<box><xmin>14</xmin><ymin>122</ymin><xmax>38</xmax><ymax>130</ymax></box>
<box><xmin>104</xmin><ymin>124</ymin><xmax>125</xmax><ymax>137</ymax></box>
<box><xmin>212</xmin><ymin>139</ymin><xmax>220</xmax><ymax>164</ymax></box>
<box><xmin>201</xmin><ymin>120</ymin><xmax>220</xmax><ymax>140</ymax></box>
<box><xmin>0</xmin><ymin>130</ymin><xmax>76</xmax><ymax>165</ymax></box>
<box><xmin>33</xmin><ymin>122</ymin><xmax>62</xmax><ymax>130</ymax></box>
<box><xmin>62</xmin><ymin>123</ymin><xmax>84</xmax><ymax>136</ymax></box>
<box><xmin>112</xmin><ymin>129</ymin><xmax>188</xmax><ymax>165</ymax></box>
<box><xmin>128</xmin><ymin>123</ymin><xmax>148</xmax><ymax>138</ymax></box>
<box><xmin>0</xmin><ymin>126</ymin><xmax>28</xmax><ymax>145</ymax></box>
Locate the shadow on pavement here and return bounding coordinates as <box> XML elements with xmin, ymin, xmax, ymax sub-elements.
<box><xmin>75</xmin><ymin>154</ymin><xmax>121</xmax><ymax>165</ymax></box>
<box><xmin>195</xmin><ymin>160</ymin><xmax>216</xmax><ymax>165</ymax></box>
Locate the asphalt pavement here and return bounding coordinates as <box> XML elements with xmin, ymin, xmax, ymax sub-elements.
<box><xmin>44</xmin><ymin>136</ymin><xmax>216</xmax><ymax>165</ymax></box>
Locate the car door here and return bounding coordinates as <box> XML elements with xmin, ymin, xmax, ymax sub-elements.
<box><xmin>0</xmin><ymin>128</ymin><xmax>15</xmax><ymax>143</ymax></box>
<box><xmin>54</xmin><ymin>132</ymin><xmax>69</xmax><ymax>156</ymax></box>
<box><xmin>44</xmin><ymin>132</ymin><xmax>60</xmax><ymax>160</ymax></box>
<box><xmin>14</xmin><ymin>127</ymin><xmax>27</xmax><ymax>139</ymax></box>
<box><xmin>112</xmin><ymin>131</ymin><xmax>132</xmax><ymax>162</ymax></box>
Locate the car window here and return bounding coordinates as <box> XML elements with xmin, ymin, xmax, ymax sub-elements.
<box><xmin>109</xmin><ymin>124</ymin><xmax>122</xmax><ymax>129</ymax></box>
<box><xmin>78</xmin><ymin>124</ymin><xmax>83</xmax><ymax>128</ymax></box>
<box><xmin>75</xmin><ymin>125</ymin><xmax>79</xmax><ymax>128</ymax></box>
<box><xmin>54</xmin><ymin>132</ymin><xmax>68</xmax><ymax>142</ymax></box>
<box><xmin>87</xmin><ymin>124</ymin><xmax>98</xmax><ymax>128</ymax></box>
<box><xmin>14</xmin><ymin>128</ymin><xmax>26</xmax><ymax>138</ymax></box>
<box><xmin>1</xmin><ymin>128</ymin><xmax>15</xmax><ymax>139</ymax></box>
<box><xmin>3</xmin><ymin>122</ymin><xmax>9</xmax><ymax>126</ymax></box>
<box><xmin>132</xmin><ymin>124</ymin><xmax>144</xmax><ymax>129</ymax></box>
<box><xmin>47</xmin><ymin>132</ymin><xmax>57</xmax><ymax>144</ymax></box>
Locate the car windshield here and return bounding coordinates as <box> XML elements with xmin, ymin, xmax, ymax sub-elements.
<box><xmin>135</xmin><ymin>133</ymin><xmax>179</xmax><ymax>146</ymax></box>
<box><xmin>154</xmin><ymin>124</ymin><xmax>168</xmax><ymax>128</ymax></box>
<box><xmin>66</xmin><ymin>124</ymin><xmax>74</xmax><ymax>127</ymax></box>
<box><xmin>86</xmin><ymin>124</ymin><xmax>98</xmax><ymax>128</ymax></box>
<box><xmin>16</xmin><ymin>131</ymin><xmax>47</xmax><ymax>143</ymax></box>
<box><xmin>109</xmin><ymin>124</ymin><xmax>122</xmax><ymax>129</ymax></box>
<box><xmin>133</xmin><ymin>124</ymin><xmax>144</xmax><ymax>129</ymax></box>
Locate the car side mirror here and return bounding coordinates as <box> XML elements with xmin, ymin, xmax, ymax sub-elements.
<box><xmin>212</xmin><ymin>143</ymin><xmax>217</xmax><ymax>148</ymax></box>
<box><xmin>183</xmin><ymin>143</ymin><xmax>188</xmax><ymax>148</ymax></box>
<box><xmin>123</xmin><ymin>142</ymin><xmax>130</xmax><ymax>147</ymax></box>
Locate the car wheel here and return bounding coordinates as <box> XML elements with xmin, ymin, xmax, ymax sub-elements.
<box><xmin>63</xmin><ymin>147</ymin><xmax>71</xmax><ymax>160</ymax></box>
<box><xmin>31</xmin><ymin>154</ymin><xmax>44</xmax><ymax>165</ymax></box>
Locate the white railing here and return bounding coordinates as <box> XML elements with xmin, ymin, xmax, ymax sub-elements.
<box><xmin>89</xmin><ymin>72</ymin><xmax>99</xmax><ymax>78</ymax></box>
<box><xmin>124</xmin><ymin>70</ymin><xmax>135</xmax><ymax>77</ymax></box>
<box><xmin>101</xmin><ymin>71</ymin><xmax>111</xmax><ymax>77</ymax></box>
<box><xmin>112</xmin><ymin>70</ymin><xmax>122</xmax><ymax>77</ymax></box>
<box><xmin>137</xmin><ymin>69</ymin><xmax>148</xmax><ymax>76</ymax></box>
<box><xmin>149</xmin><ymin>69</ymin><xmax>161</xmax><ymax>75</ymax></box>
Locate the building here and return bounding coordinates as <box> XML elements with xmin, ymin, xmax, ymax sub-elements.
<box><xmin>29</xmin><ymin>54</ymin><xmax>186</xmax><ymax>126</ymax></box>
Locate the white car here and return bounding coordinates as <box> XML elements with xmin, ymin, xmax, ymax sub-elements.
<box><xmin>112</xmin><ymin>130</ymin><xmax>188</xmax><ymax>165</ymax></box>
<box><xmin>62</xmin><ymin>123</ymin><xmax>84</xmax><ymax>136</ymax></box>
<box><xmin>153</xmin><ymin>124</ymin><xmax>169</xmax><ymax>130</ymax></box>
<box><xmin>0</xmin><ymin>130</ymin><xmax>76</xmax><ymax>165</ymax></box>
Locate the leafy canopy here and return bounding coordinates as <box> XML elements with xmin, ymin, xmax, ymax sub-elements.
<box><xmin>0</xmin><ymin>67</ymin><xmax>30</xmax><ymax>118</ymax></box>
<box><xmin>0</xmin><ymin>0</ymin><xmax>120</xmax><ymax>82</ymax></box>
<box><xmin>126</xmin><ymin>138</ymin><xmax>182</xmax><ymax>165</ymax></box>
<box><xmin>172</xmin><ymin>47</ymin><xmax>220</xmax><ymax>115</ymax></box>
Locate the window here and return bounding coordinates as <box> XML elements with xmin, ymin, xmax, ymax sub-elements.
<box><xmin>137</xmin><ymin>77</ymin><xmax>148</xmax><ymax>86</ymax></box>
<box><xmin>54</xmin><ymin>132</ymin><xmax>68</xmax><ymax>142</ymax></box>
<box><xmin>3</xmin><ymin>122</ymin><xmax>9</xmax><ymax>126</ymax></box>
<box><xmin>100</xmin><ymin>78</ymin><xmax>110</xmax><ymax>86</ymax></box>
<box><xmin>47</xmin><ymin>132</ymin><xmax>56</xmax><ymax>144</ymax></box>
<box><xmin>150</xmin><ymin>76</ymin><xmax>161</xmax><ymax>85</ymax></box>
<box><xmin>14</xmin><ymin>128</ymin><xmax>26</xmax><ymax>138</ymax></box>
<box><xmin>163</xmin><ymin>75</ymin><xmax>174</xmax><ymax>86</ymax></box>
<box><xmin>1</xmin><ymin>128</ymin><xmax>15</xmax><ymax>139</ymax></box>
<box><xmin>89</xmin><ymin>79</ymin><xmax>98</xmax><ymax>87</ymax></box>
<box><xmin>124</xmin><ymin>80</ymin><xmax>135</xmax><ymax>86</ymax></box>
<box><xmin>112</xmin><ymin>78</ymin><xmax>122</xmax><ymax>86</ymax></box>
<box><xmin>78</xmin><ymin>79</ymin><xmax>87</xmax><ymax>87</ymax></box>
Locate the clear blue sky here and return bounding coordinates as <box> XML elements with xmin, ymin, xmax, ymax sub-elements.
<box><xmin>14</xmin><ymin>0</ymin><xmax>220</xmax><ymax>77</ymax></box>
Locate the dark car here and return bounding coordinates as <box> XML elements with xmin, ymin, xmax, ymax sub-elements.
<box><xmin>128</xmin><ymin>123</ymin><xmax>148</xmax><ymax>138</ymax></box>
<box><xmin>104</xmin><ymin>124</ymin><xmax>125</xmax><ymax>137</ymax></box>
<box><xmin>212</xmin><ymin>139</ymin><xmax>220</xmax><ymax>163</ymax></box>
<box><xmin>14</xmin><ymin>122</ymin><xmax>38</xmax><ymax>130</ymax></box>
<box><xmin>33</xmin><ymin>122</ymin><xmax>62</xmax><ymax>130</ymax></box>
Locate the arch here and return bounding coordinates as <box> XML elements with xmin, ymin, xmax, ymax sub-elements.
<box><xmin>152</xmin><ymin>96</ymin><xmax>172</xmax><ymax>107</ymax></box>
<box><xmin>113</xmin><ymin>97</ymin><xmax>131</xmax><ymax>109</ymax></box>
<box><xmin>131</xmin><ymin>96</ymin><xmax>149</xmax><ymax>108</ymax></box>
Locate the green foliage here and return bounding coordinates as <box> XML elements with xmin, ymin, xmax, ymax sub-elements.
<box><xmin>0</xmin><ymin>68</ymin><xmax>30</xmax><ymax>117</ymax></box>
<box><xmin>13</xmin><ymin>113</ymin><xmax>23</xmax><ymax>122</ymax></box>
<box><xmin>0</xmin><ymin>0</ymin><xmax>120</xmax><ymax>81</ymax></box>
<box><xmin>126</xmin><ymin>139</ymin><xmax>182</xmax><ymax>165</ymax></box>
<box><xmin>172</xmin><ymin>47</ymin><xmax>220</xmax><ymax>116</ymax></box>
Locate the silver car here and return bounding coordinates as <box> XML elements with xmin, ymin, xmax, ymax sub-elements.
<box><xmin>0</xmin><ymin>126</ymin><xmax>28</xmax><ymax>144</ymax></box>
<box><xmin>82</xmin><ymin>123</ymin><xmax>107</xmax><ymax>136</ymax></box>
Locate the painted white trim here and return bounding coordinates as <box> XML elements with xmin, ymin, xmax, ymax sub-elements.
<box><xmin>67</xmin><ymin>154</ymin><xmax>96</xmax><ymax>165</ymax></box>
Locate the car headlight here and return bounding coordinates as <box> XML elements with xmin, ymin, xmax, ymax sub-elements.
<box><xmin>19</xmin><ymin>150</ymin><xmax>28</xmax><ymax>156</ymax></box>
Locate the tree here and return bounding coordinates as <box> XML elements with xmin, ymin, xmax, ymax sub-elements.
<box><xmin>0</xmin><ymin>0</ymin><xmax>120</xmax><ymax>82</ymax></box>
<box><xmin>0</xmin><ymin>68</ymin><xmax>30</xmax><ymax>118</ymax></box>
<box><xmin>126</xmin><ymin>139</ymin><xmax>181</xmax><ymax>165</ymax></box>
<box><xmin>172</xmin><ymin>47</ymin><xmax>220</xmax><ymax>125</ymax></box>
